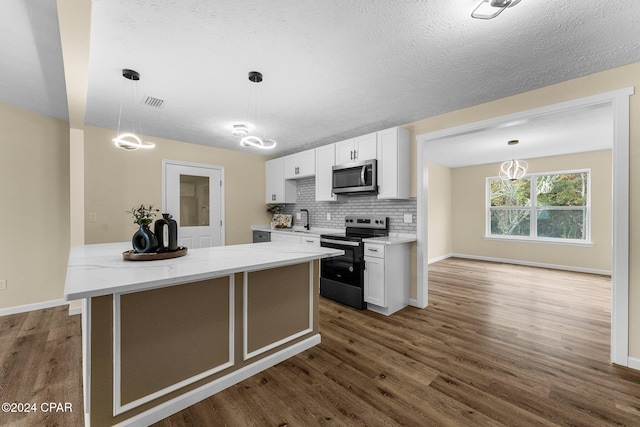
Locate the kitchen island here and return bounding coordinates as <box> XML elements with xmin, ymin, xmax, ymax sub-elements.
<box><xmin>64</xmin><ymin>242</ymin><xmax>342</xmax><ymax>427</ymax></box>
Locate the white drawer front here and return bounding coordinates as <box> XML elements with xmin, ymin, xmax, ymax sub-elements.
<box><xmin>364</xmin><ymin>243</ymin><xmax>385</xmax><ymax>258</ymax></box>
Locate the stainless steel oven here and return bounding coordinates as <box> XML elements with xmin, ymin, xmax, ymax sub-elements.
<box><xmin>320</xmin><ymin>215</ymin><xmax>388</xmax><ymax>309</ymax></box>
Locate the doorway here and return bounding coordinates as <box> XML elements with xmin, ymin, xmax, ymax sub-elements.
<box><xmin>416</xmin><ymin>88</ymin><xmax>633</xmax><ymax>367</ymax></box>
<box><xmin>162</xmin><ymin>160</ymin><xmax>225</xmax><ymax>248</ymax></box>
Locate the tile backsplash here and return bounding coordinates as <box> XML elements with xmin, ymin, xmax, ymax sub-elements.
<box><xmin>279</xmin><ymin>177</ymin><xmax>417</xmax><ymax>234</ymax></box>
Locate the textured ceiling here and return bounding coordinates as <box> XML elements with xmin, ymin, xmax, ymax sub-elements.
<box><xmin>427</xmin><ymin>103</ymin><xmax>614</xmax><ymax>168</ymax></box>
<box><xmin>2</xmin><ymin>0</ymin><xmax>640</xmax><ymax>159</ymax></box>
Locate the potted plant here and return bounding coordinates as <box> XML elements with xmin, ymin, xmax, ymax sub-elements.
<box><xmin>127</xmin><ymin>204</ymin><xmax>160</xmax><ymax>253</ymax></box>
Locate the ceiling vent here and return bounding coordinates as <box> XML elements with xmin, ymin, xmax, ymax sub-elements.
<box><xmin>141</xmin><ymin>95</ymin><xmax>165</xmax><ymax>109</ymax></box>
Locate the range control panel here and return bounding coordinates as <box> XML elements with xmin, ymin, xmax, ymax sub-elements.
<box><xmin>344</xmin><ymin>215</ymin><xmax>388</xmax><ymax>230</ymax></box>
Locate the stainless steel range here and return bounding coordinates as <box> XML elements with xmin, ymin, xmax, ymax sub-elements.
<box><xmin>319</xmin><ymin>215</ymin><xmax>389</xmax><ymax>309</ymax></box>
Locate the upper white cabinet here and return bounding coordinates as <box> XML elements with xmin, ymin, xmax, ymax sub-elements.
<box><xmin>265</xmin><ymin>126</ymin><xmax>409</xmax><ymax>202</ymax></box>
<box><xmin>283</xmin><ymin>148</ymin><xmax>315</xmax><ymax>179</ymax></box>
<box><xmin>265</xmin><ymin>158</ymin><xmax>297</xmax><ymax>204</ymax></box>
<box><xmin>376</xmin><ymin>126</ymin><xmax>410</xmax><ymax>199</ymax></box>
<box><xmin>335</xmin><ymin>132</ymin><xmax>377</xmax><ymax>165</ymax></box>
<box><xmin>315</xmin><ymin>144</ymin><xmax>338</xmax><ymax>202</ymax></box>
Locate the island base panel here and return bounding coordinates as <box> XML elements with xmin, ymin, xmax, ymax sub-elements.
<box><xmin>88</xmin><ymin>261</ymin><xmax>319</xmax><ymax>426</ymax></box>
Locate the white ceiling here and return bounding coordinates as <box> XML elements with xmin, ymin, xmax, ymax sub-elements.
<box><xmin>2</xmin><ymin>0</ymin><xmax>639</xmax><ymax>159</ymax></box>
<box><xmin>427</xmin><ymin>102</ymin><xmax>614</xmax><ymax>167</ymax></box>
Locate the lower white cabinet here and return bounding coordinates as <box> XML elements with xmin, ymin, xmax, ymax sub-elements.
<box><xmin>300</xmin><ymin>235</ymin><xmax>320</xmax><ymax>246</ymax></box>
<box><xmin>270</xmin><ymin>231</ymin><xmax>320</xmax><ymax>246</ymax></box>
<box><xmin>270</xmin><ymin>232</ymin><xmax>302</xmax><ymax>244</ymax></box>
<box><xmin>364</xmin><ymin>242</ymin><xmax>410</xmax><ymax>316</ymax></box>
<box><xmin>363</xmin><ymin>252</ymin><xmax>385</xmax><ymax>306</ymax></box>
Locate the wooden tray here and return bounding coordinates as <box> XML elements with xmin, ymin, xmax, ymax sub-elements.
<box><xmin>122</xmin><ymin>247</ymin><xmax>188</xmax><ymax>261</ymax></box>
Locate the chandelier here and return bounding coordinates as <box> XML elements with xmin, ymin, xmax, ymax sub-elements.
<box><xmin>472</xmin><ymin>0</ymin><xmax>521</xmax><ymax>19</ymax></box>
<box><xmin>499</xmin><ymin>140</ymin><xmax>528</xmax><ymax>181</ymax></box>
<box><xmin>238</xmin><ymin>71</ymin><xmax>276</xmax><ymax>150</ymax></box>
<box><xmin>112</xmin><ymin>69</ymin><xmax>155</xmax><ymax>150</ymax></box>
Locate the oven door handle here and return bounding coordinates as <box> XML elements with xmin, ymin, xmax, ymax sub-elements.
<box><xmin>320</xmin><ymin>238</ymin><xmax>360</xmax><ymax>247</ymax></box>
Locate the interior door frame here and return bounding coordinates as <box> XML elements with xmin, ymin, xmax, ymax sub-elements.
<box><xmin>416</xmin><ymin>87</ymin><xmax>633</xmax><ymax>368</ymax></box>
<box><xmin>162</xmin><ymin>159</ymin><xmax>226</xmax><ymax>247</ymax></box>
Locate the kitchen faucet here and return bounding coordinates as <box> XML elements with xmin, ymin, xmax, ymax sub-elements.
<box><xmin>300</xmin><ymin>209</ymin><xmax>310</xmax><ymax>230</ymax></box>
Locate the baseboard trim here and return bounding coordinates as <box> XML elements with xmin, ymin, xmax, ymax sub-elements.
<box><xmin>428</xmin><ymin>253</ymin><xmax>453</xmax><ymax>264</ymax></box>
<box><xmin>449</xmin><ymin>253</ymin><xmax>611</xmax><ymax>276</ymax></box>
<box><xmin>68</xmin><ymin>300</ymin><xmax>83</xmax><ymax>316</ymax></box>
<box><xmin>113</xmin><ymin>334</ymin><xmax>321</xmax><ymax>427</ymax></box>
<box><xmin>627</xmin><ymin>357</ymin><xmax>640</xmax><ymax>371</ymax></box>
<box><xmin>0</xmin><ymin>298</ymin><xmax>70</xmax><ymax>317</ymax></box>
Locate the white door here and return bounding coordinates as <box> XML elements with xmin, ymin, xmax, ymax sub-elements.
<box><xmin>163</xmin><ymin>160</ymin><xmax>224</xmax><ymax>249</ymax></box>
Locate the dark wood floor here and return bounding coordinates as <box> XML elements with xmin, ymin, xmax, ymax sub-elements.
<box><xmin>0</xmin><ymin>305</ymin><xmax>83</xmax><ymax>427</ymax></box>
<box><xmin>2</xmin><ymin>258</ymin><xmax>640</xmax><ymax>426</ymax></box>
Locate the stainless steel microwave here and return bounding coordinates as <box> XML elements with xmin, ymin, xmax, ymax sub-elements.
<box><xmin>332</xmin><ymin>159</ymin><xmax>377</xmax><ymax>194</ymax></box>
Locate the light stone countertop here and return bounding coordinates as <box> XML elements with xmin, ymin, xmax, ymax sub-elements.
<box><xmin>252</xmin><ymin>225</ymin><xmax>416</xmax><ymax>244</ymax></box>
<box><xmin>363</xmin><ymin>233</ymin><xmax>417</xmax><ymax>245</ymax></box>
<box><xmin>64</xmin><ymin>242</ymin><xmax>343</xmax><ymax>300</ymax></box>
<box><xmin>251</xmin><ymin>224</ymin><xmax>344</xmax><ymax>237</ymax></box>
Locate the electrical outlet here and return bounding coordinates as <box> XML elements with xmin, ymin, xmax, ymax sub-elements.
<box><xmin>89</xmin><ymin>212</ymin><xmax>97</xmax><ymax>222</ymax></box>
<box><xmin>0</xmin><ymin>279</ymin><xmax>6</xmax><ymax>290</ymax></box>
<box><xmin>404</xmin><ymin>213</ymin><xmax>413</xmax><ymax>223</ymax></box>
<box><xmin>296</xmin><ymin>212</ymin><xmax>301</xmax><ymax>220</ymax></box>
<box><xmin>326</xmin><ymin>213</ymin><xmax>331</xmax><ymax>221</ymax></box>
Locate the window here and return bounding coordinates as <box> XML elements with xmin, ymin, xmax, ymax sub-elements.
<box><xmin>487</xmin><ymin>170</ymin><xmax>590</xmax><ymax>243</ymax></box>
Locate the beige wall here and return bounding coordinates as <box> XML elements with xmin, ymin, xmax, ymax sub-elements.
<box><xmin>451</xmin><ymin>150</ymin><xmax>611</xmax><ymax>271</ymax></box>
<box><xmin>405</xmin><ymin>61</ymin><xmax>640</xmax><ymax>359</ymax></box>
<box><xmin>427</xmin><ymin>162</ymin><xmax>453</xmax><ymax>261</ymax></box>
<box><xmin>84</xmin><ymin>126</ymin><xmax>270</xmax><ymax>245</ymax></box>
<box><xmin>0</xmin><ymin>103</ymin><xmax>70</xmax><ymax>309</ymax></box>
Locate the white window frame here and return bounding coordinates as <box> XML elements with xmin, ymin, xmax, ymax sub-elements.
<box><xmin>485</xmin><ymin>168</ymin><xmax>592</xmax><ymax>246</ymax></box>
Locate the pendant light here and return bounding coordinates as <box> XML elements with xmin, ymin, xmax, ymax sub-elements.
<box><xmin>472</xmin><ymin>0</ymin><xmax>521</xmax><ymax>19</ymax></box>
<box><xmin>499</xmin><ymin>139</ymin><xmax>528</xmax><ymax>181</ymax></box>
<box><xmin>112</xmin><ymin>69</ymin><xmax>155</xmax><ymax>150</ymax></box>
<box><xmin>239</xmin><ymin>71</ymin><xmax>276</xmax><ymax>150</ymax></box>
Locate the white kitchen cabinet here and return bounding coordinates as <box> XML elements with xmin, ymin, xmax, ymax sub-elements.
<box><xmin>300</xmin><ymin>235</ymin><xmax>320</xmax><ymax>246</ymax></box>
<box><xmin>376</xmin><ymin>126</ymin><xmax>410</xmax><ymax>199</ymax></box>
<box><xmin>270</xmin><ymin>231</ymin><xmax>301</xmax><ymax>244</ymax></box>
<box><xmin>335</xmin><ymin>132</ymin><xmax>377</xmax><ymax>165</ymax></box>
<box><xmin>270</xmin><ymin>231</ymin><xmax>320</xmax><ymax>246</ymax></box>
<box><xmin>283</xmin><ymin>148</ymin><xmax>315</xmax><ymax>179</ymax></box>
<box><xmin>364</xmin><ymin>251</ymin><xmax>385</xmax><ymax>306</ymax></box>
<box><xmin>315</xmin><ymin>144</ymin><xmax>338</xmax><ymax>202</ymax></box>
<box><xmin>265</xmin><ymin>158</ymin><xmax>297</xmax><ymax>204</ymax></box>
<box><xmin>364</xmin><ymin>242</ymin><xmax>410</xmax><ymax>316</ymax></box>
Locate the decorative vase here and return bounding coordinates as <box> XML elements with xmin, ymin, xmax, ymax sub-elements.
<box><xmin>154</xmin><ymin>213</ymin><xmax>179</xmax><ymax>252</ymax></box>
<box><xmin>165</xmin><ymin>214</ymin><xmax>179</xmax><ymax>251</ymax></box>
<box><xmin>132</xmin><ymin>223</ymin><xmax>158</xmax><ymax>253</ymax></box>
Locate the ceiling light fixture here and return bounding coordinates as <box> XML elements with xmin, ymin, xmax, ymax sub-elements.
<box><xmin>239</xmin><ymin>71</ymin><xmax>276</xmax><ymax>150</ymax></box>
<box><xmin>112</xmin><ymin>69</ymin><xmax>155</xmax><ymax>150</ymax></box>
<box><xmin>231</xmin><ymin>124</ymin><xmax>249</xmax><ymax>137</ymax></box>
<box><xmin>499</xmin><ymin>139</ymin><xmax>528</xmax><ymax>181</ymax></box>
<box><xmin>471</xmin><ymin>0</ymin><xmax>521</xmax><ymax>19</ymax></box>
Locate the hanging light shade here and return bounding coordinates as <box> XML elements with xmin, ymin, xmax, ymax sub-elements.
<box><xmin>238</xmin><ymin>71</ymin><xmax>276</xmax><ymax>150</ymax></box>
<box><xmin>112</xmin><ymin>69</ymin><xmax>155</xmax><ymax>150</ymax></box>
<box><xmin>499</xmin><ymin>140</ymin><xmax>528</xmax><ymax>181</ymax></box>
<box><xmin>471</xmin><ymin>0</ymin><xmax>521</xmax><ymax>19</ymax></box>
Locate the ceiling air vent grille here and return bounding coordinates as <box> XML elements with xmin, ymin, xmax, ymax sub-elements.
<box><xmin>141</xmin><ymin>95</ymin><xmax>165</xmax><ymax>109</ymax></box>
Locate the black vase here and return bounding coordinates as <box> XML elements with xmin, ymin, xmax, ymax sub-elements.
<box><xmin>155</xmin><ymin>213</ymin><xmax>179</xmax><ymax>252</ymax></box>
<box><xmin>132</xmin><ymin>224</ymin><xmax>158</xmax><ymax>253</ymax></box>
<box><xmin>165</xmin><ymin>214</ymin><xmax>179</xmax><ymax>251</ymax></box>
